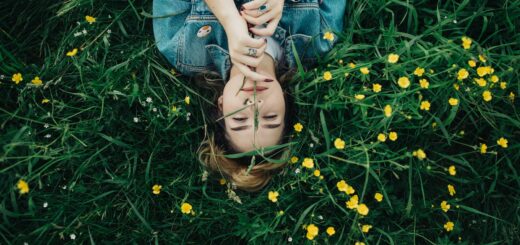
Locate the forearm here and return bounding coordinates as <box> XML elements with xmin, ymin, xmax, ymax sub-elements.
<box><xmin>204</xmin><ymin>0</ymin><xmax>241</xmax><ymax>31</ymax></box>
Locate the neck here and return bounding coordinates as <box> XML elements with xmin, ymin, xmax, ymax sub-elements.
<box><xmin>229</xmin><ymin>54</ymin><xmax>276</xmax><ymax>80</ymax></box>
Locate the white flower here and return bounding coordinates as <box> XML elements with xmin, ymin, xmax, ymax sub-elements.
<box><xmin>43</xmin><ymin>202</ymin><xmax>48</xmax><ymax>208</ymax></box>
<box><xmin>62</xmin><ymin>185</ymin><xmax>67</xmax><ymax>190</ymax></box>
<box><xmin>44</xmin><ymin>123</ymin><xmax>49</xmax><ymax>128</ymax></box>
<box><xmin>318</xmin><ymin>215</ymin><xmax>323</xmax><ymax>220</ymax></box>
<box><xmin>133</xmin><ymin>117</ymin><xmax>139</xmax><ymax>123</ymax></box>
<box><xmin>82</xmin><ymin>29</ymin><xmax>87</xmax><ymax>34</ymax></box>
<box><xmin>152</xmin><ymin>107</ymin><xmax>157</xmax><ymax>112</ymax></box>
<box><xmin>288</xmin><ymin>237</ymin><xmax>293</xmax><ymax>242</ymax></box>
<box><xmin>146</xmin><ymin>97</ymin><xmax>152</xmax><ymax>103</ymax></box>
<box><xmin>295</xmin><ymin>168</ymin><xmax>301</xmax><ymax>174</ymax></box>
<box><xmin>107</xmin><ymin>29</ymin><xmax>112</xmax><ymax>34</ymax></box>
<box><xmin>70</xmin><ymin>234</ymin><xmax>76</xmax><ymax>240</ymax></box>
<box><xmin>44</xmin><ymin>134</ymin><xmax>51</xmax><ymax>138</ymax></box>
<box><xmin>309</xmin><ymin>143</ymin><xmax>314</xmax><ymax>148</ymax></box>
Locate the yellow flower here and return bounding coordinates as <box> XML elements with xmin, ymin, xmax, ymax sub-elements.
<box><xmin>323</xmin><ymin>31</ymin><xmax>334</xmax><ymax>42</ymax></box>
<box><xmin>355</xmin><ymin>242</ymin><xmax>366</xmax><ymax>245</ymax></box>
<box><xmin>171</xmin><ymin>105</ymin><xmax>178</xmax><ymax>112</ymax></box>
<box><xmin>302</xmin><ymin>158</ymin><xmax>314</xmax><ymax>169</ymax></box>
<box><xmin>482</xmin><ymin>90</ymin><xmax>492</xmax><ymax>102</ymax></box>
<box><xmin>374</xmin><ymin>192</ymin><xmax>383</xmax><ymax>202</ymax></box>
<box><xmin>388</xmin><ymin>131</ymin><xmax>398</xmax><ymax>141</ymax></box>
<box><xmin>468</xmin><ymin>60</ymin><xmax>477</xmax><ymax>67</ymax></box>
<box><xmin>444</xmin><ymin>221</ymin><xmax>454</xmax><ymax>232</ymax></box>
<box><xmin>453</xmin><ymin>83</ymin><xmax>460</xmax><ymax>91</ymax></box>
<box><xmin>384</xmin><ymin>105</ymin><xmax>392</xmax><ymax>117</ymax></box>
<box><xmin>293</xmin><ymin>122</ymin><xmax>303</xmax><ymax>132</ymax></box>
<box><xmin>355</xmin><ymin>94</ymin><xmax>365</xmax><ymax>100</ymax></box>
<box><xmin>361</xmin><ymin>224</ymin><xmax>373</xmax><ymax>233</ymax></box>
<box><xmin>268</xmin><ymin>191</ymin><xmax>279</xmax><ymax>202</ymax></box>
<box><xmin>500</xmin><ymin>82</ymin><xmax>507</xmax><ymax>90</ymax></box>
<box><xmin>448</xmin><ymin>98</ymin><xmax>459</xmax><ymax>106</ymax></box>
<box><xmin>509</xmin><ymin>92</ymin><xmax>515</xmax><ymax>102</ymax></box>
<box><xmin>360</xmin><ymin>67</ymin><xmax>370</xmax><ymax>75</ymax></box>
<box><xmin>357</xmin><ymin>203</ymin><xmax>369</xmax><ymax>216</ymax></box>
<box><xmin>413</xmin><ymin>148</ymin><xmax>426</xmax><ymax>160</ymax></box>
<box><xmin>17</xmin><ymin>179</ymin><xmax>29</xmax><ymax>194</ymax></box>
<box><xmin>334</xmin><ymin>138</ymin><xmax>345</xmax><ymax>150</ymax></box>
<box><xmin>420</xmin><ymin>101</ymin><xmax>431</xmax><ymax>111</ymax></box>
<box><xmin>12</xmin><ymin>73</ymin><xmax>23</xmax><ymax>84</ymax></box>
<box><xmin>184</xmin><ymin>96</ymin><xmax>190</xmax><ymax>105</ymax></box>
<box><xmin>348</xmin><ymin>62</ymin><xmax>356</xmax><ymax>68</ymax></box>
<box><xmin>31</xmin><ymin>76</ymin><xmax>43</xmax><ymax>86</ymax></box>
<box><xmin>388</xmin><ymin>53</ymin><xmax>399</xmax><ymax>63</ymax></box>
<box><xmin>346</xmin><ymin>195</ymin><xmax>359</xmax><ymax>209</ymax></box>
<box><xmin>323</xmin><ymin>71</ymin><xmax>333</xmax><ymax>81</ymax></box>
<box><xmin>181</xmin><ymin>202</ymin><xmax>193</xmax><ymax>214</ymax></box>
<box><xmin>477</xmin><ymin>66</ymin><xmax>492</xmax><ymax>77</ymax></box>
<box><xmin>414</xmin><ymin>67</ymin><xmax>425</xmax><ymax>77</ymax></box>
<box><xmin>474</xmin><ymin>78</ymin><xmax>487</xmax><ymax>87</ymax></box>
<box><xmin>306</xmin><ymin>224</ymin><xmax>319</xmax><ymax>240</ymax></box>
<box><xmin>337</xmin><ymin>180</ymin><xmax>355</xmax><ymax>195</ymax></box>
<box><xmin>480</xmin><ymin>143</ymin><xmax>487</xmax><ymax>154</ymax></box>
<box><xmin>448</xmin><ymin>165</ymin><xmax>456</xmax><ymax>176</ymax></box>
<box><xmin>372</xmin><ymin>83</ymin><xmax>382</xmax><ymax>93</ymax></box>
<box><xmin>85</xmin><ymin>15</ymin><xmax>96</xmax><ymax>24</ymax></box>
<box><xmin>66</xmin><ymin>48</ymin><xmax>78</xmax><ymax>57</ymax></box>
<box><xmin>326</xmin><ymin>226</ymin><xmax>336</xmax><ymax>236</ymax></box>
<box><xmin>290</xmin><ymin>156</ymin><xmax>299</xmax><ymax>164</ymax></box>
<box><xmin>377</xmin><ymin>133</ymin><xmax>386</xmax><ymax>142</ymax></box>
<box><xmin>278</xmin><ymin>210</ymin><xmax>284</xmax><ymax>215</ymax></box>
<box><xmin>497</xmin><ymin>137</ymin><xmax>508</xmax><ymax>148</ymax></box>
<box><xmin>441</xmin><ymin>200</ymin><xmax>451</xmax><ymax>212</ymax></box>
<box><xmin>397</xmin><ymin>76</ymin><xmax>410</xmax><ymax>88</ymax></box>
<box><xmin>219</xmin><ymin>178</ymin><xmax>227</xmax><ymax>185</ymax></box>
<box><xmin>313</xmin><ymin>169</ymin><xmax>321</xmax><ymax>177</ymax></box>
<box><xmin>42</xmin><ymin>99</ymin><xmax>50</xmax><ymax>104</ymax></box>
<box><xmin>461</xmin><ymin>36</ymin><xmax>472</xmax><ymax>49</ymax></box>
<box><xmin>152</xmin><ymin>184</ymin><xmax>162</xmax><ymax>195</ymax></box>
<box><xmin>419</xmin><ymin>79</ymin><xmax>429</xmax><ymax>89</ymax></box>
<box><xmin>490</xmin><ymin>75</ymin><xmax>499</xmax><ymax>83</ymax></box>
<box><xmin>448</xmin><ymin>184</ymin><xmax>456</xmax><ymax>196</ymax></box>
<box><xmin>479</xmin><ymin>54</ymin><xmax>487</xmax><ymax>63</ymax></box>
<box><xmin>457</xmin><ymin>68</ymin><xmax>469</xmax><ymax>80</ymax></box>
<box><xmin>432</xmin><ymin>122</ymin><xmax>437</xmax><ymax>128</ymax></box>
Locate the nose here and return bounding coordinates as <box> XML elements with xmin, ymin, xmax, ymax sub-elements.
<box><xmin>246</xmin><ymin>98</ymin><xmax>264</xmax><ymax>107</ymax></box>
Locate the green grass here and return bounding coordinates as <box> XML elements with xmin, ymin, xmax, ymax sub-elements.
<box><xmin>1</xmin><ymin>0</ymin><xmax>519</xmax><ymax>244</ymax></box>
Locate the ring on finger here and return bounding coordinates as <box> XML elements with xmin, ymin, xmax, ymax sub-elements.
<box><xmin>258</xmin><ymin>4</ymin><xmax>269</xmax><ymax>14</ymax></box>
<box><xmin>247</xmin><ymin>48</ymin><xmax>257</xmax><ymax>57</ymax></box>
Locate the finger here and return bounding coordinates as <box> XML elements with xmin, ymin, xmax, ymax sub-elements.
<box><xmin>242</xmin><ymin>36</ymin><xmax>267</xmax><ymax>49</ymax></box>
<box><xmin>242</xmin><ymin>0</ymin><xmax>268</xmax><ymax>10</ymax></box>
<box><xmin>242</xmin><ymin>9</ymin><xmax>276</xmax><ymax>26</ymax></box>
<box><xmin>249</xmin><ymin>17</ymin><xmax>280</xmax><ymax>36</ymax></box>
<box><xmin>243</xmin><ymin>41</ymin><xmax>267</xmax><ymax>55</ymax></box>
<box><xmin>234</xmin><ymin>62</ymin><xmax>273</xmax><ymax>82</ymax></box>
<box><xmin>241</xmin><ymin>7</ymin><xmax>266</xmax><ymax>18</ymax></box>
<box><xmin>235</xmin><ymin>52</ymin><xmax>266</xmax><ymax>68</ymax></box>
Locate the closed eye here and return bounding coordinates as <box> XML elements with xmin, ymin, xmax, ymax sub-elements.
<box><xmin>263</xmin><ymin>114</ymin><xmax>277</xmax><ymax>120</ymax></box>
<box><xmin>233</xmin><ymin>117</ymin><xmax>247</xmax><ymax>122</ymax></box>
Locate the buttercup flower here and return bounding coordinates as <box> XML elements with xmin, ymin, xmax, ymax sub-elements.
<box><xmin>17</xmin><ymin>179</ymin><xmax>29</xmax><ymax>194</ymax></box>
<box><xmin>306</xmin><ymin>224</ymin><xmax>319</xmax><ymax>240</ymax></box>
<box><xmin>500</xmin><ymin>82</ymin><xmax>507</xmax><ymax>90</ymax></box>
<box><xmin>31</xmin><ymin>76</ymin><xmax>43</xmax><ymax>86</ymax></box>
<box><xmin>12</xmin><ymin>73</ymin><xmax>23</xmax><ymax>84</ymax></box>
<box><xmin>42</xmin><ymin>99</ymin><xmax>50</xmax><ymax>104</ymax></box>
<box><xmin>184</xmin><ymin>96</ymin><xmax>190</xmax><ymax>105</ymax></box>
<box><xmin>361</xmin><ymin>224</ymin><xmax>372</xmax><ymax>233</ymax></box>
<box><xmin>480</xmin><ymin>143</ymin><xmax>487</xmax><ymax>154</ymax></box>
<box><xmin>482</xmin><ymin>90</ymin><xmax>492</xmax><ymax>102</ymax></box>
<box><xmin>448</xmin><ymin>184</ymin><xmax>456</xmax><ymax>196</ymax></box>
<box><xmin>477</xmin><ymin>66</ymin><xmax>492</xmax><ymax>77</ymax></box>
<box><xmin>461</xmin><ymin>36</ymin><xmax>472</xmax><ymax>49</ymax></box>
<box><xmin>334</xmin><ymin>138</ymin><xmax>345</xmax><ymax>150</ymax></box>
<box><xmin>413</xmin><ymin>148</ymin><xmax>427</xmax><ymax>160</ymax></box>
<box><xmin>346</xmin><ymin>195</ymin><xmax>359</xmax><ymax>209</ymax></box>
<box><xmin>444</xmin><ymin>221</ymin><xmax>454</xmax><ymax>232</ymax></box>
<box><xmin>355</xmin><ymin>242</ymin><xmax>365</xmax><ymax>245</ymax></box>
<box><xmin>374</xmin><ymin>192</ymin><xmax>383</xmax><ymax>202</ymax></box>
<box><xmin>85</xmin><ymin>15</ymin><xmax>96</xmax><ymax>24</ymax></box>
<box><xmin>326</xmin><ymin>226</ymin><xmax>335</xmax><ymax>236</ymax></box>
<box><xmin>497</xmin><ymin>137</ymin><xmax>508</xmax><ymax>148</ymax></box>
<box><xmin>152</xmin><ymin>184</ymin><xmax>162</xmax><ymax>195</ymax></box>
<box><xmin>419</xmin><ymin>79</ymin><xmax>429</xmax><ymax>89</ymax></box>
<box><xmin>474</xmin><ymin>78</ymin><xmax>486</xmax><ymax>87</ymax></box>
<box><xmin>457</xmin><ymin>68</ymin><xmax>469</xmax><ymax>80</ymax></box>
<box><xmin>323</xmin><ymin>71</ymin><xmax>332</xmax><ymax>81</ymax></box>
<box><xmin>290</xmin><ymin>156</ymin><xmax>299</xmax><ymax>164</ymax></box>
<box><xmin>293</xmin><ymin>123</ymin><xmax>303</xmax><ymax>132</ymax></box>
<box><xmin>420</xmin><ymin>101</ymin><xmax>431</xmax><ymax>111</ymax></box>
<box><xmin>66</xmin><ymin>48</ymin><xmax>78</xmax><ymax>57</ymax></box>
<box><xmin>323</xmin><ymin>31</ymin><xmax>334</xmax><ymax>41</ymax></box>
<box><xmin>348</xmin><ymin>62</ymin><xmax>356</xmax><ymax>68</ymax></box>
<box><xmin>448</xmin><ymin>98</ymin><xmax>459</xmax><ymax>106</ymax></box>
<box><xmin>448</xmin><ymin>165</ymin><xmax>456</xmax><ymax>176</ymax></box>
<box><xmin>490</xmin><ymin>75</ymin><xmax>499</xmax><ymax>83</ymax></box>
<box><xmin>313</xmin><ymin>169</ymin><xmax>320</xmax><ymax>177</ymax></box>
<box><xmin>268</xmin><ymin>191</ymin><xmax>279</xmax><ymax>202</ymax></box>
<box><xmin>384</xmin><ymin>105</ymin><xmax>392</xmax><ymax>117</ymax></box>
<box><xmin>479</xmin><ymin>54</ymin><xmax>487</xmax><ymax>63</ymax></box>
<box><xmin>509</xmin><ymin>92</ymin><xmax>515</xmax><ymax>102</ymax></box>
<box><xmin>372</xmin><ymin>83</ymin><xmax>382</xmax><ymax>93</ymax></box>
<box><xmin>337</xmin><ymin>180</ymin><xmax>355</xmax><ymax>195</ymax></box>
<box><xmin>453</xmin><ymin>83</ymin><xmax>460</xmax><ymax>91</ymax></box>
<box><xmin>441</xmin><ymin>200</ymin><xmax>451</xmax><ymax>212</ymax></box>
<box><xmin>357</xmin><ymin>203</ymin><xmax>369</xmax><ymax>216</ymax></box>
<box><xmin>377</xmin><ymin>133</ymin><xmax>386</xmax><ymax>142</ymax></box>
<box><xmin>302</xmin><ymin>158</ymin><xmax>314</xmax><ymax>169</ymax></box>
<box><xmin>355</xmin><ymin>94</ymin><xmax>365</xmax><ymax>100</ymax></box>
<box><xmin>414</xmin><ymin>67</ymin><xmax>425</xmax><ymax>77</ymax></box>
<box><xmin>397</xmin><ymin>76</ymin><xmax>410</xmax><ymax>88</ymax></box>
<box><xmin>468</xmin><ymin>60</ymin><xmax>477</xmax><ymax>67</ymax></box>
<box><xmin>388</xmin><ymin>131</ymin><xmax>398</xmax><ymax>141</ymax></box>
<box><xmin>360</xmin><ymin>67</ymin><xmax>370</xmax><ymax>75</ymax></box>
<box><xmin>181</xmin><ymin>202</ymin><xmax>193</xmax><ymax>214</ymax></box>
<box><xmin>388</xmin><ymin>53</ymin><xmax>399</xmax><ymax>63</ymax></box>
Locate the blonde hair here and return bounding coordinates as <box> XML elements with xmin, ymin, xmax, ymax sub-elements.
<box><xmin>194</xmin><ymin>70</ymin><xmax>295</xmax><ymax>192</ymax></box>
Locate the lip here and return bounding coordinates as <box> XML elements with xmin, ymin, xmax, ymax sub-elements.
<box><xmin>241</xmin><ymin>86</ymin><xmax>268</xmax><ymax>92</ymax></box>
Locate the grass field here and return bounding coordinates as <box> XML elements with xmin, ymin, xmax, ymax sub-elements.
<box><xmin>1</xmin><ymin>0</ymin><xmax>519</xmax><ymax>244</ymax></box>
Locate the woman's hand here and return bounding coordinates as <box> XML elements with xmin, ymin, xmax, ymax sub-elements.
<box><xmin>240</xmin><ymin>0</ymin><xmax>284</xmax><ymax>37</ymax></box>
<box><xmin>224</xmin><ymin>17</ymin><xmax>273</xmax><ymax>82</ymax></box>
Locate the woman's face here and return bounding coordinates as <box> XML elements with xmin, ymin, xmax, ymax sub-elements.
<box><xmin>218</xmin><ymin>73</ymin><xmax>285</xmax><ymax>153</ymax></box>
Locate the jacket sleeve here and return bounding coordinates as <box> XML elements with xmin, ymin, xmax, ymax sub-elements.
<box><xmin>152</xmin><ymin>0</ymin><xmax>191</xmax><ymax>70</ymax></box>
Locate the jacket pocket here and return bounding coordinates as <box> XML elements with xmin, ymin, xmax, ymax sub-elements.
<box><xmin>284</xmin><ymin>33</ymin><xmax>318</xmax><ymax>70</ymax></box>
<box><xmin>206</xmin><ymin>44</ymin><xmax>231</xmax><ymax>81</ymax></box>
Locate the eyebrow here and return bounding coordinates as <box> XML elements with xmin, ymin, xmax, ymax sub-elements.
<box><xmin>230</xmin><ymin>124</ymin><xmax>281</xmax><ymax>131</ymax></box>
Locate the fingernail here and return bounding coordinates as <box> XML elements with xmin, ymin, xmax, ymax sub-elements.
<box><xmin>240</xmin><ymin>6</ymin><xmax>245</xmax><ymax>11</ymax></box>
<box><xmin>264</xmin><ymin>79</ymin><xmax>274</xmax><ymax>82</ymax></box>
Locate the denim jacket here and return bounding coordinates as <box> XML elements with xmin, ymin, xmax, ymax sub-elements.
<box><xmin>153</xmin><ymin>0</ymin><xmax>347</xmax><ymax>81</ymax></box>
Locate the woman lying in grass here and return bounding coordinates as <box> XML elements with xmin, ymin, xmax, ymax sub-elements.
<box><xmin>153</xmin><ymin>0</ymin><xmax>346</xmax><ymax>192</ymax></box>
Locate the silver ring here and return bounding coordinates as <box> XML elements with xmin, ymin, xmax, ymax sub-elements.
<box><xmin>247</xmin><ymin>48</ymin><xmax>257</xmax><ymax>57</ymax></box>
<box><xmin>258</xmin><ymin>4</ymin><xmax>269</xmax><ymax>14</ymax></box>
